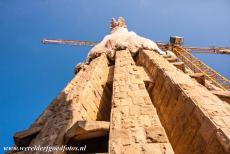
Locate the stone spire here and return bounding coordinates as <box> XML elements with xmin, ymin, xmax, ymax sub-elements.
<box><xmin>10</xmin><ymin>17</ymin><xmax>230</xmax><ymax>154</ymax></box>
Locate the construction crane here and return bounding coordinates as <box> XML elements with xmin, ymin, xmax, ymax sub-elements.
<box><xmin>43</xmin><ymin>39</ymin><xmax>230</xmax><ymax>54</ymax></box>
<box><xmin>42</xmin><ymin>38</ymin><xmax>230</xmax><ymax>91</ymax></box>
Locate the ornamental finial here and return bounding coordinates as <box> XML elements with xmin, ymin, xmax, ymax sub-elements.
<box><xmin>110</xmin><ymin>17</ymin><xmax>127</xmax><ymax>32</ymax></box>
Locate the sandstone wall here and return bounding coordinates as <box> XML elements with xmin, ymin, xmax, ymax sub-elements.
<box><xmin>137</xmin><ymin>49</ymin><xmax>230</xmax><ymax>154</ymax></box>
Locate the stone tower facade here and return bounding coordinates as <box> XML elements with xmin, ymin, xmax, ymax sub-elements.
<box><xmin>12</xmin><ymin>18</ymin><xmax>230</xmax><ymax>154</ymax></box>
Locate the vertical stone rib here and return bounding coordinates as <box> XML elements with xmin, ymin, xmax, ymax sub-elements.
<box><xmin>28</xmin><ymin>54</ymin><xmax>111</xmax><ymax>152</ymax></box>
<box><xmin>109</xmin><ymin>49</ymin><xmax>174</xmax><ymax>154</ymax></box>
<box><xmin>137</xmin><ymin>49</ymin><xmax>230</xmax><ymax>154</ymax></box>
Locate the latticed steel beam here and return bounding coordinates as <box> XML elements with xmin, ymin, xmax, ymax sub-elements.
<box><xmin>43</xmin><ymin>39</ymin><xmax>230</xmax><ymax>54</ymax></box>
<box><xmin>184</xmin><ymin>46</ymin><xmax>230</xmax><ymax>54</ymax></box>
<box><xmin>42</xmin><ymin>39</ymin><xmax>97</xmax><ymax>46</ymax></box>
<box><xmin>172</xmin><ymin>46</ymin><xmax>230</xmax><ymax>91</ymax></box>
<box><xmin>157</xmin><ymin>43</ymin><xmax>230</xmax><ymax>54</ymax></box>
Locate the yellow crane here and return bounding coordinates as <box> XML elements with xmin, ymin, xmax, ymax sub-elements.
<box><xmin>42</xmin><ymin>38</ymin><xmax>230</xmax><ymax>91</ymax></box>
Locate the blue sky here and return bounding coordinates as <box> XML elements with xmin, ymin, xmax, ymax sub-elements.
<box><xmin>0</xmin><ymin>0</ymin><xmax>230</xmax><ymax>150</ymax></box>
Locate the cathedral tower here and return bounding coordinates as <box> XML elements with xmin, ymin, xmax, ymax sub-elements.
<box><xmin>12</xmin><ymin>18</ymin><xmax>230</xmax><ymax>154</ymax></box>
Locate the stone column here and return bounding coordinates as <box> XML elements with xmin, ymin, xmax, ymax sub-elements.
<box><xmin>137</xmin><ymin>49</ymin><xmax>230</xmax><ymax>154</ymax></box>
<box><xmin>27</xmin><ymin>54</ymin><xmax>111</xmax><ymax>153</ymax></box>
<box><xmin>109</xmin><ymin>49</ymin><xmax>173</xmax><ymax>154</ymax></box>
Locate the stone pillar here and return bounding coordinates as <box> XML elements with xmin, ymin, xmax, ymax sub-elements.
<box><xmin>109</xmin><ymin>49</ymin><xmax>173</xmax><ymax>154</ymax></box>
<box><xmin>137</xmin><ymin>49</ymin><xmax>230</xmax><ymax>154</ymax></box>
<box><xmin>26</xmin><ymin>54</ymin><xmax>111</xmax><ymax>153</ymax></box>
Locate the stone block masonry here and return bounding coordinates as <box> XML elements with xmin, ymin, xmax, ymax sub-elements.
<box><xmin>13</xmin><ymin>53</ymin><xmax>112</xmax><ymax>152</ymax></box>
<box><xmin>137</xmin><ymin>49</ymin><xmax>230</xmax><ymax>154</ymax></box>
<box><xmin>109</xmin><ymin>49</ymin><xmax>174</xmax><ymax>154</ymax></box>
